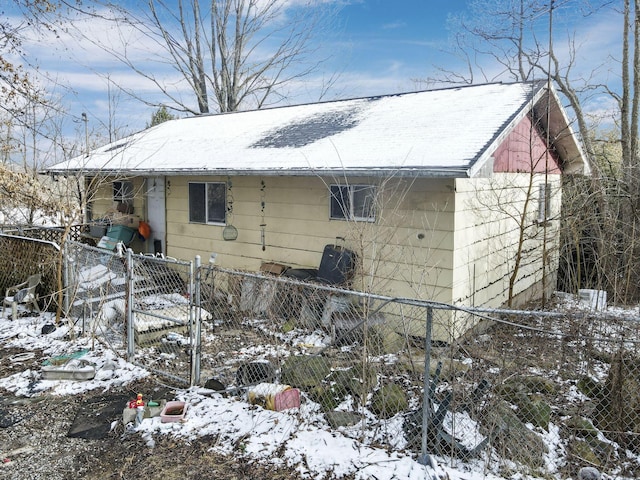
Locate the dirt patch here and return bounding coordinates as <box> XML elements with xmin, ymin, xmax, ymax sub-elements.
<box><xmin>0</xmin><ymin>348</ymin><xmax>308</xmax><ymax>480</ymax></box>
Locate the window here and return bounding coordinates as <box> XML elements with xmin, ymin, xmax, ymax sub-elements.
<box><xmin>537</xmin><ymin>183</ymin><xmax>551</xmax><ymax>223</ymax></box>
<box><xmin>189</xmin><ymin>182</ymin><xmax>226</xmax><ymax>224</ymax></box>
<box><xmin>113</xmin><ymin>181</ymin><xmax>134</xmax><ymax>212</ymax></box>
<box><xmin>330</xmin><ymin>184</ymin><xmax>376</xmax><ymax>221</ymax></box>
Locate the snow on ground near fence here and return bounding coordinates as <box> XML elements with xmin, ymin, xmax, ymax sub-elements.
<box><xmin>0</xmin><ymin>312</ymin><xmax>511</xmax><ymax>480</ymax></box>
<box><xmin>2</xmin><ymin>299</ymin><xmax>634</xmax><ymax>480</ymax></box>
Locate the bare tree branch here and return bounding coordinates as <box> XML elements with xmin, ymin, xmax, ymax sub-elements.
<box><xmin>71</xmin><ymin>0</ymin><xmax>340</xmax><ymax>114</ymax></box>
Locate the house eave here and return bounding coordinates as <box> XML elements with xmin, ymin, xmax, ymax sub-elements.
<box><xmin>47</xmin><ymin>167</ymin><xmax>472</xmax><ymax>179</ymax></box>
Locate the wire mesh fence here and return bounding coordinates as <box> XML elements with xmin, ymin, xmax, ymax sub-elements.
<box><xmin>0</xmin><ymin>234</ymin><xmax>60</xmax><ymax>316</ymax></box>
<box><xmin>64</xmin><ymin>240</ymin><xmax>128</xmax><ymax>342</ymax></box>
<box><xmin>1</xmin><ymin>233</ymin><xmax>640</xmax><ymax>479</ymax></box>
<box><xmin>126</xmin><ymin>251</ymin><xmax>194</xmax><ymax>385</ymax></box>
<box><xmin>63</xmin><ymin>242</ymin><xmax>196</xmax><ymax>385</ymax></box>
<box><xmin>196</xmin><ymin>266</ymin><xmax>640</xmax><ymax>480</ymax></box>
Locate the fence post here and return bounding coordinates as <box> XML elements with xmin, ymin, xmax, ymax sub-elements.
<box><xmin>126</xmin><ymin>248</ymin><xmax>135</xmax><ymax>360</ymax></box>
<box><xmin>191</xmin><ymin>255</ymin><xmax>201</xmax><ymax>386</ymax></box>
<box><xmin>62</xmin><ymin>241</ymin><xmax>70</xmax><ymax>317</ymax></box>
<box><xmin>419</xmin><ymin>306</ymin><xmax>434</xmax><ymax>468</ymax></box>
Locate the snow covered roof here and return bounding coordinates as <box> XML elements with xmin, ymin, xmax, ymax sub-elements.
<box><xmin>47</xmin><ymin>81</ymin><xmax>588</xmax><ymax>178</ymax></box>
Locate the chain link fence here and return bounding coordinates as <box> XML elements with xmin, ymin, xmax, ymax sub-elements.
<box><xmin>196</xmin><ymin>266</ymin><xmax>640</xmax><ymax>480</ymax></box>
<box><xmin>1</xmin><ymin>232</ymin><xmax>639</xmax><ymax>479</ymax></box>
<box><xmin>126</xmin><ymin>251</ymin><xmax>194</xmax><ymax>385</ymax></box>
<box><xmin>63</xmin><ymin>242</ymin><xmax>196</xmax><ymax>385</ymax></box>
<box><xmin>64</xmin><ymin>240</ymin><xmax>128</xmax><ymax>342</ymax></box>
<box><xmin>0</xmin><ymin>234</ymin><xmax>60</xmax><ymax>315</ymax></box>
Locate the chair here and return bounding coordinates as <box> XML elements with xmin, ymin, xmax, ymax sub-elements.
<box><xmin>3</xmin><ymin>274</ymin><xmax>41</xmax><ymax>320</ymax></box>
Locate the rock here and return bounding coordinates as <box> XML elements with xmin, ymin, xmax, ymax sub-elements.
<box><xmin>325</xmin><ymin>411</ymin><xmax>362</xmax><ymax>428</ymax></box>
<box><xmin>515</xmin><ymin>394</ymin><xmax>551</xmax><ymax>431</ymax></box>
<box><xmin>566</xmin><ymin>416</ymin><xmax>599</xmax><ymax>441</ymax></box>
<box><xmin>308</xmin><ymin>364</ymin><xmax>378</xmax><ymax>412</ymax></box>
<box><xmin>235</xmin><ymin>361</ymin><xmax>275</xmax><ymax>386</ymax></box>
<box><xmin>204</xmin><ymin>378</ymin><xmax>226</xmax><ymax>391</ymax></box>
<box><xmin>370</xmin><ymin>383</ymin><xmax>408</xmax><ymax>419</ymax></box>
<box><xmin>495</xmin><ymin>377</ymin><xmax>552</xmax><ymax>431</ymax></box>
<box><xmin>328</xmin><ymin>365</ymin><xmax>376</xmax><ymax>397</ymax></box>
<box><xmin>281</xmin><ymin>355</ymin><xmax>331</xmax><ymax>388</ymax></box>
<box><xmin>569</xmin><ymin>439</ymin><xmax>601</xmax><ymax>467</ymax></box>
<box><xmin>518</xmin><ymin>375</ymin><xmax>557</xmax><ymax>394</ymax></box>
<box><xmin>481</xmin><ymin>400</ymin><xmax>547</xmax><ymax>469</ymax></box>
<box><xmin>577</xmin><ymin>376</ymin><xmax>604</xmax><ymax>399</ymax></box>
<box><xmin>281</xmin><ymin>319</ymin><xmax>296</xmax><ymax>333</ymax></box>
<box><xmin>309</xmin><ymin>385</ymin><xmax>342</xmax><ymax>411</ymax></box>
<box><xmin>578</xmin><ymin>466</ymin><xmax>601</xmax><ymax>480</ymax></box>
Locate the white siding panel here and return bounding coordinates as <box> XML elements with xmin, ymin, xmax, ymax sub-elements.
<box><xmin>452</xmin><ymin>173</ymin><xmax>562</xmax><ymax>308</ymax></box>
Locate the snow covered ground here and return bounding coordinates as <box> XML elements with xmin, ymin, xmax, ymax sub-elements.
<box><xmin>0</xmin><ymin>302</ymin><xmax>626</xmax><ymax>480</ymax></box>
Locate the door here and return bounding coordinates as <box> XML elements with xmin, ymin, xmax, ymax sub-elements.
<box><xmin>146</xmin><ymin>176</ymin><xmax>167</xmax><ymax>255</ymax></box>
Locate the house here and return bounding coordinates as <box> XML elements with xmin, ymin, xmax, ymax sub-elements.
<box><xmin>46</xmin><ymin>81</ymin><xmax>588</xmax><ymax>340</ymax></box>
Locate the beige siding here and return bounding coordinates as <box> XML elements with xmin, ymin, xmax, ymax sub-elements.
<box><xmin>88</xmin><ymin>176</ymin><xmax>146</xmax><ymax>221</ymax></box>
<box><xmin>83</xmin><ymin>171</ymin><xmax>561</xmax><ymax>342</ymax></box>
<box><xmin>164</xmin><ymin>175</ymin><xmax>456</xmax><ymax>301</ymax></box>
<box><xmin>452</xmin><ymin>173</ymin><xmax>562</xmax><ymax>308</ymax></box>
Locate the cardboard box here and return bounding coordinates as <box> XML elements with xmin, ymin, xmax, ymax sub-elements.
<box><xmin>260</xmin><ymin>262</ymin><xmax>288</xmax><ymax>276</ymax></box>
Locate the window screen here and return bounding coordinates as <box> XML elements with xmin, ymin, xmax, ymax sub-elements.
<box><xmin>330</xmin><ymin>184</ymin><xmax>376</xmax><ymax>221</ymax></box>
<box><xmin>189</xmin><ymin>182</ymin><xmax>226</xmax><ymax>224</ymax></box>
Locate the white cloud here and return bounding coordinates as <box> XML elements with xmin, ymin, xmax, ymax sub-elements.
<box><xmin>3</xmin><ymin>0</ymin><xmax>627</xmax><ymax>144</ymax></box>
<box><xmin>382</xmin><ymin>21</ymin><xmax>406</xmax><ymax>30</ymax></box>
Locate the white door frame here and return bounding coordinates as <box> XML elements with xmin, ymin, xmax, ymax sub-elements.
<box><xmin>145</xmin><ymin>176</ymin><xmax>167</xmax><ymax>255</ymax></box>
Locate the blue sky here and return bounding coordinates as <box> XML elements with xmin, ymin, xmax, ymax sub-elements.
<box><xmin>334</xmin><ymin>0</ymin><xmax>463</xmax><ymax>87</ymax></box>
<box><xmin>4</xmin><ymin>0</ymin><xmax>623</xmax><ymax>151</ymax></box>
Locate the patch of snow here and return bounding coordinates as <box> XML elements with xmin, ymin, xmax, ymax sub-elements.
<box><xmin>1</xmin><ymin>296</ymin><xmax>639</xmax><ymax>480</ymax></box>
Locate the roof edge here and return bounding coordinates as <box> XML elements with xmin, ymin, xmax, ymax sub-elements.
<box><xmin>47</xmin><ymin>167</ymin><xmax>472</xmax><ymax>179</ymax></box>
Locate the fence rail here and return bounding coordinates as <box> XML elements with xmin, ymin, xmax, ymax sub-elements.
<box><xmin>1</xmin><ymin>233</ymin><xmax>640</xmax><ymax>480</ymax></box>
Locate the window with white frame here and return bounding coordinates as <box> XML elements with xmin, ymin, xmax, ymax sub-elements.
<box><xmin>330</xmin><ymin>184</ymin><xmax>376</xmax><ymax>221</ymax></box>
<box><xmin>189</xmin><ymin>182</ymin><xmax>226</xmax><ymax>224</ymax></box>
<box><xmin>113</xmin><ymin>180</ymin><xmax>134</xmax><ymax>211</ymax></box>
<box><xmin>537</xmin><ymin>183</ymin><xmax>551</xmax><ymax>223</ymax></box>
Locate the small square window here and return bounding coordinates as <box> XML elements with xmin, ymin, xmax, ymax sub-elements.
<box><xmin>330</xmin><ymin>184</ymin><xmax>376</xmax><ymax>222</ymax></box>
<box><xmin>189</xmin><ymin>182</ymin><xmax>226</xmax><ymax>224</ymax></box>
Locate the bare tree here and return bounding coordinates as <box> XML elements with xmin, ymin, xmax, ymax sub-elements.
<box><xmin>0</xmin><ymin>1</ymin><xmax>62</xmax><ymax>119</ymax></box>
<box><xmin>77</xmin><ymin>0</ymin><xmax>340</xmax><ymax>115</ymax></box>
<box><xmin>436</xmin><ymin>0</ymin><xmax>612</xmax><ymax>157</ymax></box>
<box><xmin>431</xmin><ymin>0</ymin><xmax>640</xmax><ymax>303</ymax></box>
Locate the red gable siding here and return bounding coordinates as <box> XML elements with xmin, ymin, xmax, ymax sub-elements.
<box><xmin>493</xmin><ymin>115</ymin><xmax>561</xmax><ymax>174</ymax></box>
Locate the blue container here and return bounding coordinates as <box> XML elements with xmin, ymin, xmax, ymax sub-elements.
<box><xmin>106</xmin><ymin>225</ymin><xmax>137</xmax><ymax>244</ymax></box>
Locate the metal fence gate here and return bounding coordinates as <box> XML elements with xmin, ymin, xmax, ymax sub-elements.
<box><xmin>62</xmin><ymin>242</ymin><xmax>198</xmax><ymax>385</ymax></box>
<box><xmin>125</xmin><ymin>250</ymin><xmax>196</xmax><ymax>386</ymax></box>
